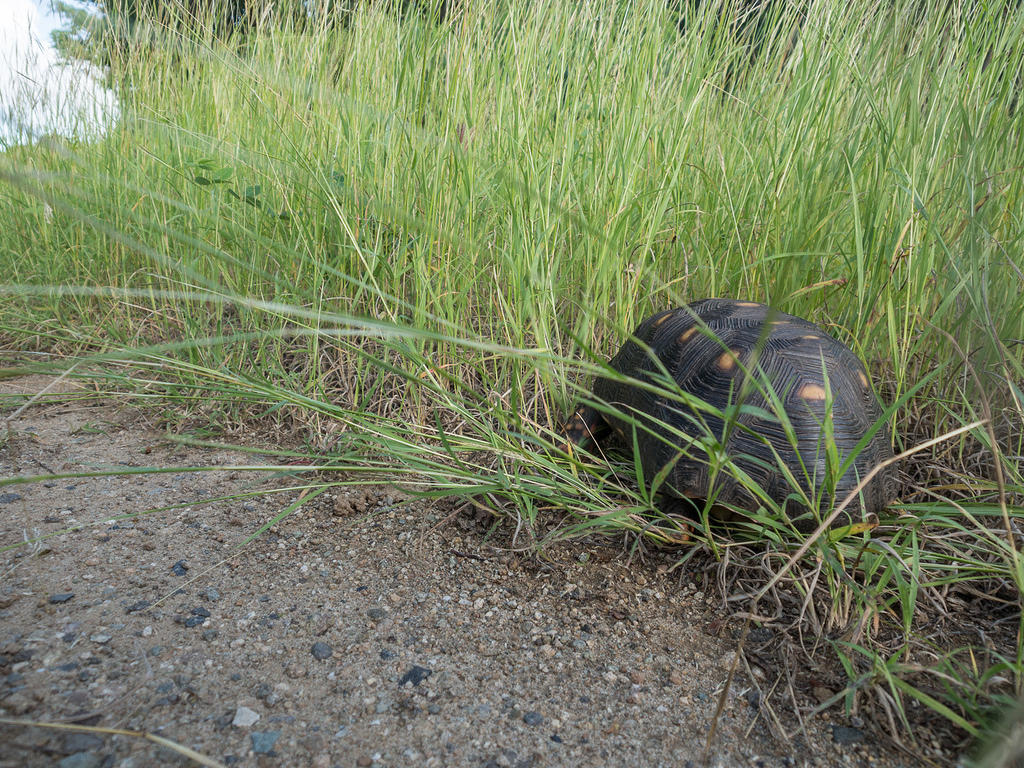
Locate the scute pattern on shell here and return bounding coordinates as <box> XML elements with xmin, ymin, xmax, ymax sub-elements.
<box><xmin>568</xmin><ymin>298</ymin><xmax>895</xmax><ymax>522</ymax></box>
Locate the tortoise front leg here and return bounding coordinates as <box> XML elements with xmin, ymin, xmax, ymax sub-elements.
<box><xmin>559</xmin><ymin>404</ymin><xmax>610</xmax><ymax>453</ymax></box>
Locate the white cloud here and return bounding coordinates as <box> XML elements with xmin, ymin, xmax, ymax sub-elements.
<box><xmin>0</xmin><ymin>0</ymin><xmax>119</xmax><ymax>147</ymax></box>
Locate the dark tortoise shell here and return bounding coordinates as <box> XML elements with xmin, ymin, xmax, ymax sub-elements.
<box><xmin>563</xmin><ymin>299</ymin><xmax>896</xmax><ymax>526</ymax></box>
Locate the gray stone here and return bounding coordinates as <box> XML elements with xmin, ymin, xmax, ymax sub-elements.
<box><xmin>58</xmin><ymin>753</ymin><xmax>102</xmax><ymax>768</ymax></box>
<box><xmin>831</xmin><ymin>725</ymin><xmax>864</xmax><ymax>745</ymax></box>
<box><xmin>251</xmin><ymin>730</ymin><xmax>281</xmax><ymax>754</ymax></box>
<box><xmin>310</xmin><ymin>641</ymin><xmax>333</xmax><ymax>660</ymax></box>
<box><xmin>62</xmin><ymin>733</ymin><xmax>104</xmax><ymax>753</ymax></box>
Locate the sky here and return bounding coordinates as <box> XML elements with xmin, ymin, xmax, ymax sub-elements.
<box><xmin>0</xmin><ymin>0</ymin><xmax>119</xmax><ymax>147</ymax></box>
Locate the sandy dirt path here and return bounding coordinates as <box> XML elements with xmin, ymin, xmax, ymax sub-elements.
<box><xmin>0</xmin><ymin>376</ymin><xmax>909</xmax><ymax>767</ymax></box>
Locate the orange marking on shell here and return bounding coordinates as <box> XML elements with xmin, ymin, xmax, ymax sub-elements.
<box><xmin>798</xmin><ymin>383</ymin><xmax>827</xmax><ymax>401</ymax></box>
<box><xmin>736</xmin><ymin>301</ymin><xmax>759</xmax><ymax>307</ymax></box>
<box><xmin>801</xmin><ymin>334</ymin><xmax>820</xmax><ymax>340</ymax></box>
<box><xmin>858</xmin><ymin>370</ymin><xmax>869</xmax><ymax>388</ymax></box>
<box><xmin>652</xmin><ymin>313</ymin><xmax>671</xmax><ymax>328</ymax></box>
<box><xmin>717</xmin><ymin>351</ymin><xmax>737</xmax><ymax>371</ymax></box>
<box><xmin>677</xmin><ymin>327</ymin><xmax>698</xmax><ymax>345</ymax></box>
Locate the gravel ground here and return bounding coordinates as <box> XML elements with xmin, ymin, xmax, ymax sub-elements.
<box><xmin>0</xmin><ymin>376</ymin><xmax>915</xmax><ymax>767</ymax></box>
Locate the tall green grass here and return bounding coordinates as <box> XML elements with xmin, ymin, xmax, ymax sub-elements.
<box><xmin>2</xmin><ymin>0</ymin><xmax>1023</xmax><ymax>759</ymax></box>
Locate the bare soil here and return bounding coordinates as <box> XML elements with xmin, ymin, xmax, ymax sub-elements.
<box><xmin>0</xmin><ymin>376</ymin><xmax>913</xmax><ymax>767</ymax></box>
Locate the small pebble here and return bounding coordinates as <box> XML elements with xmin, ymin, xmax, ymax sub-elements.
<box><xmin>0</xmin><ymin>493</ymin><xmax>22</xmax><ymax>504</ymax></box>
<box><xmin>171</xmin><ymin>560</ymin><xmax>188</xmax><ymax>576</ymax></box>
<box><xmin>523</xmin><ymin>711</ymin><xmax>543</xmax><ymax>726</ymax></box>
<box><xmin>813</xmin><ymin>686</ymin><xmax>836</xmax><ymax>705</ymax></box>
<box><xmin>49</xmin><ymin>593</ymin><xmax>75</xmax><ymax>604</ymax></box>
<box><xmin>831</xmin><ymin>725</ymin><xmax>864</xmax><ymax>745</ymax></box>
<box><xmin>250</xmin><ymin>730</ymin><xmax>280</xmax><ymax>754</ymax></box>
<box><xmin>63</xmin><ymin>733</ymin><xmax>104</xmax><ymax>752</ymax></box>
<box><xmin>232</xmin><ymin>706</ymin><xmax>260</xmax><ymax>727</ymax></box>
<box><xmin>310</xmin><ymin>642</ymin><xmax>333</xmax><ymax>660</ymax></box>
<box><xmin>398</xmin><ymin>665</ymin><xmax>432</xmax><ymax>687</ymax></box>
<box><xmin>57</xmin><ymin>754</ymin><xmax>101</xmax><ymax>768</ymax></box>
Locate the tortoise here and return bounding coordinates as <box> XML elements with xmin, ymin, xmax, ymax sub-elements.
<box><xmin>562</xmin><ymin>298</ymin><xmax>896</xmax><ymax>527</ymax></box>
